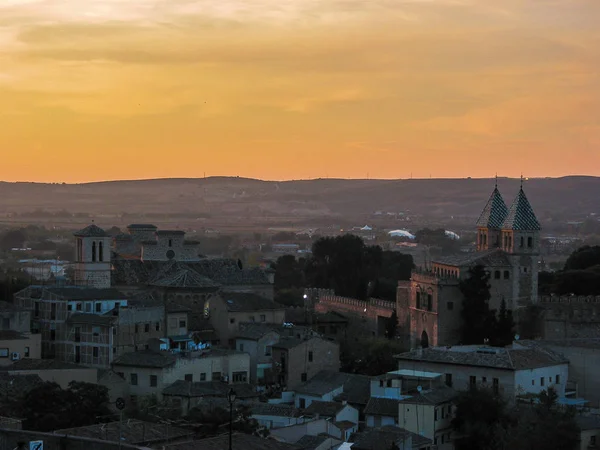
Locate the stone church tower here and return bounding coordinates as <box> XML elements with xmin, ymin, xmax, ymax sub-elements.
<box><xmin>73</xmin><ymin>224</ymin><xmax>112</xmax><ymax>289</ymax></box>
<box><xmin>500</xmin><ymin>185</ymin><xmax>541</xmax><ymax>305</ymax></box>
<box><xmin>476</xmin><ymin>183</ymin><xmax>508</xmax><ymax>251</ymax></box>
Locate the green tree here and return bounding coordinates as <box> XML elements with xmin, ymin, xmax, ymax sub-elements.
<box><xmin>340</xmin><ymin>338</ymin><xmax>407</xmax><ymax>375</ymax></box>
<box><xmin>564</xmin><ymin>245</ymin><xmax>600</xmax><ymax>271</ymax></box>
<box><xmin>459</xmin><ymin>265</ymin><xmax>497</xmax><ymax>345</ymax></box>
<box><xmin>385</xmin><ymin>310</ymin><xmax>398</xmax><ymax>340</ymax></box>
<box><xmin>493</xmin><ymin>299</ymin><xmax>515</xmax><ymax>347</ymax></box>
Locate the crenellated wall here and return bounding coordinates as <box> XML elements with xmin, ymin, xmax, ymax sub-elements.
<box><xmin>304</xmin><ymin>288</ymin><xmax>395</xmax><ymax>338</ymax></box>
<box><xmin>535</xmin><ymin>295</ymin><xmax>600</xmax><ymax>340</ymax></box>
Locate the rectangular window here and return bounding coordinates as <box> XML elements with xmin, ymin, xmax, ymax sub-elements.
<box><xmin>301</xmin><ymin>373</ymin><xmax>307</xmax><ymax>382</ymax></box>
<box><xmin>96</xmin><ymin>303</ymin><xmax>102</xmax><ymax>312</ymax></box>
<box><xmin>447</xmin><ymin>301</ymin><xmax>454</xmax><ymax>311</ymax></box>
<box><xmin>130</xmin><ymin>373</ymin><xmax>138</xmax><ymax>385</ymax></box>
<box><xmin>179</xmin><ymin>320</ymin><xmax>186</xmax><ymax>328</ymax></box>
<box><xmin>299</xmin><ymin>398</ymin><xmax>306</xmax><ymax>409</ymax></box>
<box><xmin>200</xmin><ymin>373</ymin><xmax>206</xmax><ymax>381</ymax></box>
<box><xmin>556</xmin><ymin>375</ymin><xmax>560</xmax><ymax>384</ymax></box>
<box><xmin>260</xmin><ymin>315</ymin><xmax>266</xmax><ymax>322</ymax></box>
<box><xmin>445</xmin><ymin>373</ymin><xmax>453</xmax><ymax>387</ymax></box>
<box><xmin>469</xmin><ymin>376</ymin><xmax>476</xmax><ymax>388</ymax></box>
<box><xmin>0</xmin><ymin>348</ymin><xmax>9</xmax><ymax>358</ymax></box>
<box><xmin>482</xmin><ymin>377</ymin><xmax>487</xmax><ymax>383</ymax></box>
<box><xmin>308</xmin><ymin>351</ymin><xmax>313</xmax><ymax>362</ymax></box>
<box><xmin>67</xmin><ymin>304</ymin><xmax>73</xmax><ymax>312</ymax></box>
<box><xmin>51</xmin><ymin>303</ymin><xmax>56</xmax><ymax>320</ymax></box>
<box><xmin>155</xmin><ymin>322</ymin><xmax>160</xmax><ymax>331</ymax></box>
<box><xmin>93</xmin><ymin>347</ymin><xmax>99</xmax><ymax>358</ymax></box>
<box><xmin>532</xmin><ymin>379</ymin><xmax>535</xmax><ymax>385</ymax></box>
<box><xmin>493</xmin><ymin>378</ymin><xmax>499</xmax><ymax>394</ymax></box>
<box><xmin>185</xmin><ymin>374</ymin><xmax>193</xmax><ymax>382</ymax></box>
<box><xmin>434</xmin><ymin>409</ymin><xmax>438</xmax><ymax>421</ymax></box>
<box><xmin>85</xmin><ymin>303</ymin><xmax>91</xmax><ymax>313</ymax></box>
<box><xmin>93</xmin><ymin>326</ymin><xmax>101</xmax><ymax>337</ymax></box>
<box><xmin>24</xmin><ymin>347</ymin><xmax>30</xmax><ymax>357</ymax></box>
<box><xmin>541</xmin><ymin>377</ymin><xmax>545</xmax><ymax>387</ymax></box>
<box><xmin>50</xmin><ymin>329</ymin><xmax>56</xmax><ymax>341</ymax></box>
<box><xmin>230</xmin><ymin>318</ymin><xmax>235</xmax><ymax>324</ymax></box>
<box><xmin>265</xmin><ymin>346</ymin><xmax>271</xmax><ymax>356</ymax></box>
<box><xmin>233</xmin><ymin>371</ymin><xmax>248</xmax><ymax>383</ymax></box>
<box><xmin>504</xmin><ymin>271</ymin><xmax>510</xmax><ymax>280</ymax></box>
<box><xmin>441</xmin><ymin>406</ymin><xmax>446</xmax><ymax>419</ymax></box>
<box><xmin>549</xmin><ymin>376</ymin><xmax>552</xmax><ymax>383</ymax></box>
<box><xmin>427</xmin><ymin>294</ymin><xmax>433</xmax><ymax>311</ymax></box>
<box><xmin>144</xmin><ymin>323</ymin><xmax>150</xmax><ymax>332</ymax></box>
<box><xmin>239</xmin><ymin>343</ymin><xmax>244</xmax><ymax>352</ymax></box>
<box><xmin>150</xmin><ymin>375</ymin><xmax>158</xmax><ymax>387</ymax></box>
<box><xmin>134</xmin><ymin>324</ymin><xmax>139</xmax><ymax>333</ymax></box>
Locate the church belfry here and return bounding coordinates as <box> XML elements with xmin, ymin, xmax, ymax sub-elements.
<box><xmin>73</xmin><ymin>224</ymin><xmax>112</xmax><ymax>289</ymax></box>
<box><xmin>475</xmin><ymin>183</ymin><xmax>508</xmax><ymax>251</ymax></box>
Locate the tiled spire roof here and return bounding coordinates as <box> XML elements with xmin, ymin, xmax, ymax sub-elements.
<box><xmin>502</xmin><ymin>188</ymin><xmax>541</xmax><ymax>231</ymax></box>
<box><xmin>476</xmin><ymin>187</ymin><xmax>508</xmax><ymax>229</ymax></box>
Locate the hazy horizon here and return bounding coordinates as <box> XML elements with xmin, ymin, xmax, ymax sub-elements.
<box><xmin>2</xmin><ymin>0</ymin><xmax>599</xmax><ymax>183</ymax></box>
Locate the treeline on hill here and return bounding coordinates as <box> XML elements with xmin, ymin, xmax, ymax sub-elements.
<box><xmin>271</xmin><ymin>234</ymin><xmax>414</xmax><ymax>306</ymax></box>
<box><xmin>539</xmin><ymin>245</ymin><xmax>600</xmax><ymax>295</ymax></box>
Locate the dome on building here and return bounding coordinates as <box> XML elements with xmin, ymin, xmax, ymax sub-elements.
<box><xmin>388</xmin><ymin>230</ymin><xmax>416</xmax><ymax>239</ymax></box>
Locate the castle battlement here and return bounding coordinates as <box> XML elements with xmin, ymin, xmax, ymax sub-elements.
<box><xmin>539</xmin><ymin>295</ymin><xmax>600</xmax><ymax>304</ymax></box>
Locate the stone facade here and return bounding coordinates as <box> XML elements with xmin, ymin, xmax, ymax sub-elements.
<box><xmin>73</xmin><ymin>225</ymin><xmax>112</xmax><ymax>289</ymax></box>
<box><xmin>399</xmin><ymin>185</ymin><xmax>541</xmax><ymax>349</ymax></box>
<box><xmin>114</xmin><ymin>225</ymin><xmax>201</xmax><ymax>262</ymax></box>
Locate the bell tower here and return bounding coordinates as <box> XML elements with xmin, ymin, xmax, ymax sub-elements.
<box><xmin>501</xmin><ymin>179</ymin><xmax>541</xmax><ymax>304</ymax></box>
<box><xmin>475</xmin><ymin>179</ymin><xmax>508</xmax><ymax>251</ymax></box>
<box><xmin>73</xmin><ymin>224</ymin><xmax>112</xmax><ymax>289</ymax></box>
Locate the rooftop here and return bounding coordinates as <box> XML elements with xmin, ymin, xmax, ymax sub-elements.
<box><xmin>150</xmin><ymin>261</ymin><xmax>220</xmax><ymax>289</ymax></box>
<box><xmin>397</xmin><ymin>385</ymin><xmax>457</xmax><ymax>405</ymax></box>
<box><xmin>349</xmin><ymin>426</ymin><xmax>432</xmax><ymax>450</ymax></box>
<box><xmin>295</xmin><ymin>435</ymin><xmax>329</xmax><ymax>449</ymax></box>
<box><xmin>26</xmin><ymin>286</ymin><xmax>126</xmax><ymax>301</ymax></box>
<box><xmin>6</xmin><ymin>359</ymin><xmax>86</xmax><ymax>371</ymax></box>
<box><xmin>304</xmin><ymin>400</ymin><xmax>347</xmax><ymax>418</ymax></box>
<box><xmin>296</xmin><ymin>371</ymin><xmax>371</xmax><ymax>405</ymax></box>
<box><xmin>223</xmin><ymin>292</ymin><xmax>283</xmax><ymax>312</ymax></box>
<box><xmin>163</xmin><ymin>434</ymin><xmax>300</xmax><ymax>450</ymax></box>
<box><xmin>364</xmin><ymin>398</ymin><xmax>399</xmax><ymax>418</ymax></box>
<box><xmin>433</xmin><ymin>248</ymin><xmax>511</xmax><ymax>268</ymax></box>
<box><xmin>520</xmin><ymin>338</ymin><xmax>600</xmax><ymax>350</ymax></box>
<box><xmin>127</xmin><ymin>224</ymin><xmax>158</xmax><ymax>230</ymax></box>
<box><xmin>476</xmin><ymin>187</ymin><xmax>509</xmax><ymax>229</ymax></box>
<box><xmin>68</xmin><ymin>313</ymin><xmax>116</xmax><ymax>327</ymax></box>
<box><xmin>237</xmin><ymin>323</ymin><xmax>282</xmax><ymax>340</ymax></box>
<box><xmin>0</xmin><ymin>330</ymin><xmax>28</xmax><ymax>341</ymax></box>
<box><xmin>73</xmin><ymin>224</ymin><xmax>109</xmax><ymax>238</ymax></box>
<box><xmin>247</xmin><ymin>402</ymin><xmax>302</xmax><ymax>418</ymax></box>
<box><xmin>54</xmin><ymin>419</ymin><xmax>193</xmax><ymax>445</ymax></box>
<box><xmin>395</xmin><ymin>344</ymin><xmax>569</xmax><ymax>371</ymax></box>
<box><xmin>502</xmin><ymin>187</ymin><xmax>541</xmax><ymax>231</ymax></box>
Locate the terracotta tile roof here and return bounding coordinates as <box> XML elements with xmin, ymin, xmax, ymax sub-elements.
<box><xmin>364</xmin><ymin>398</ymin><xmax>399</xmax><ymax>418</ymax></box>
<box><xmin>433</xmin><ymin>247</ymin><xmax>511</xmax><ymax>268</ymax></box>
<box><xmin>476</xmin><ymin>187</ymin><xmax>509</xmax><ymax>229</ymax></box>
<box><xmin>296</xmin><ymin>371</ymin><xmax>371</xmax><ymax>405</ymax></box>
<box><xmin>163</xmin><ymin>434</ymin><xmax>300</xmax><ymax>450</ymax></box>
<box><xmin>73</xmin><ymin>224</ymin><xmax>109</xmax><ymax>238</ymax></box>
<box><xmin>349</xmin><ymin>426</ymin><xmax>432</xmax><ymax>450</ymax></box>
<box><xmin>222</xmin><ymin>292</ymin><xmax>282</xmax><ymax>312</ymax></box>
<box><xmin>6</xmin><ymin>358</ymin><xmax>86</xmax><ymax>370</ymax></box>
<box><xmin>42</xmin><ymin>286</ymin><xmax>126</xmax><ymax>301</ymax></box>
<box><xmin>247</xmin><ymin>402</ymin><xmax>301</xmax><ymax>418</ymax></box>
<box><xmin>295</xmin><ymin>435</ymin><xmax>329</xmax><ymax>449</ymax></box>
<box><xmin>397</xmin><ymin>385</ymin><xmax>457</xmax><ymax>405</ymax></box>
<box><xmin>502</xmin><ymin>188</ymin><xmax>541</xmax><ymax>231</ymax></box>
<box><xmin>54</xmin><ymin>419</ymin><xmax>193</xmax><ymax>445</ymax></box>
<box><xmin>150</xmin><ymin>261</ymin><xmax>220</xmax><ymax>289</ymax></box>
<box><xmin>395</xmin><ymin>344</ymin><xmax>569</xmax><ymax>371</ymax></box>
<box><xmin>162</xmin><ymin>380</ymin><xmax>259</xmax><ymax>399</ymax></box>
<box><xmin>304</xmin><ymin>400</ymin><xmax>346</xmax><ymax>418</ymax></box>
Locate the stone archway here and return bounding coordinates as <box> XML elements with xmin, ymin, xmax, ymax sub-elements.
<box><xmin>421</xmin><ymin>330</ymin><xmax>429</xmax><ymax>349</ymax></box>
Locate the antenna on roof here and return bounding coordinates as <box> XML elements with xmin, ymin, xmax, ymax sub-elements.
<box><xmin>520</xmin><ymin>174</ymin><xmax>524</xmax><ymax>189</ymax></box>
<box><xmin>495</xmin><ymin>173</ymin><xmax>498</xmax><ymax>189</ymax></box>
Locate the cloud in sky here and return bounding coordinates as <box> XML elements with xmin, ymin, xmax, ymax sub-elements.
<box><xmin>0</xmin><ymin>0</ymin><xmax>599</xmax><ymax>182</ymax></box>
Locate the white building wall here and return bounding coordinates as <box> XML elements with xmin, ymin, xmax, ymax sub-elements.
<box><xmin>514</xmin><ymin>364</ymin><xmax>568</xmax><ymax>397</ymax></box>
<box><xmin>294</xmin><ymin>386</ymin><xmax>343</xmax><ymax>408</ymax></box>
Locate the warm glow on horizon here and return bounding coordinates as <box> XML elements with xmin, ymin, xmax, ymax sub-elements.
<box><xmin>1</xmin><ymin>0</ymin><xmax>599</xmax><ymax>183</ymax></box>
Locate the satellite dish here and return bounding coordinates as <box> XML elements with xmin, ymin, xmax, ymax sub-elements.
<box><xmin>417</xmin><ymin>385</ymin><xmax>422</xmax><ymax>392</ymax></box>
<box><xmin>515</xmin><ymin>334</ymin><xmax>520</xmax><ymax>341</ymax></box>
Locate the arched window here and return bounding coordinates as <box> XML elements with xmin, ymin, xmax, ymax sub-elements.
<box><xmin>99</xmin><ymin>241</ymin><xmax>104</xmax><ymax>262</ymax></box>
<box><xmin>483</xmin><ymin>234</ymin><xmax>487</xmax><ymax>246</ymax></box>
<box><xmin>520</xmin><ymin>236</ymin><xmax>524</xmax><ymax>248</ymax></box>
<box><xmin>527</xmin><ymin>237</ymin><xmax>533</xmax><ymax>248</ymax></box>
<box><xmin>421</xmin><ymin>330</ymin><xmax>429</xmax><ymax>349</ymax></box>
<box><xmin>504</xmin><ymin>270</ymin><xmax>510</xmax><ymax>280</ymax></box>
<box><xmin>92</xmin><ymin>241</ymin><xmax>97</xmax><ymax>262</ymax></box>
<box><xmin>494</xmin><ymin>270</ymin><xmax>501</xmax><ymax>280</ymax></box>
<box><xmin>169</xmin><ymin>239</ymin><xmax>173</xmax><ymax>247</ymax></box>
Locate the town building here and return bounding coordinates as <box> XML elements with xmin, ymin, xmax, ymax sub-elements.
<box><xmin>348</xmin><ymin>426</ymin><xmax>433</xmax><ymax>450</ymax></box>
<box><xmin>0</xmin><ymin>302</ymin><xmax>41</xmax><ymax>365</ymax></box>
<box><xmin>396</xmin><ymin>182</ymin><xmax>542</xmax><ymax>349</ymax></box>
<box><xmin>112</xmin><ymin>347</ymin><xmax>250</xmax><ymax>403</ymax></box>
<box><xmin>272</xmin><ymin>336</ymin><xmax>340</xmax><ymax>389</ymax></box>
<box><xmin>303</xmin><ymin>400</ymin><xmax>359</xmax><ymax>439</ymax></box>
<box><xmin>395</xmin><ymin>342</ymin><xmax>569</xmax><ymax>400</ymax></box>
<box><xmin>3</xmin><ymin>359</ymin><xmax>97</xmax><ymax>387</ymax></box>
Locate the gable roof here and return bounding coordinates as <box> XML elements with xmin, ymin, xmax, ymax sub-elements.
<box><xmin>295</xmin><ymin>371</ymin><xmax>371</xmax><ymax>405</ymax></box>
<box><xmin>150</xmin><ymin>261</ymin><xmax>220</xmax><ymax>289</ymax></box>
<box><xmin>164</xmin><ymin>433</ymin><xmax>300</xmax><ymax>450</ymax></box>
<box><xmin>364</xmin><ymin>398</ymin><xmax>399</xmax><ymax>418</ymax></box>
<box><xmin>237</xmin><ymin>323</ymin><xmax>282</xmax><ymax>340</ymax></box>
<box><xmin>222</xmin><ymin>292</ymin><xmax>283</xmax><ymax>312</ymax></box>
<box><xmin>502</xmin><ymin>187</ymin><xmax>541</xmax><ymax>231</ymax></box>
<box><xmin>73</xmin><ymin>224</ymin><xmax>109</xmax><ymax>238</ymax></box>
<box><xmin>433</xmin><ymin>248</ymin><xmax>511</xmax><ymax>268</ymax></box>
<box><xmin>6</xmin><ymin>358</ymin><xmax>87</xmax><ymax>371</ymax></box>
<box><xmin>350</xmin><ymin>426</ymin><xmax>432</xmax><ymax>450</ymax></box>
<box><xmin>162</xmin><ymin>380</ymin><xmax>259</xmax><ymax>399</ymax></box>
<box><xmin>395</xmin><ymin>345</ymin><xmax>568</xmax><ymax>371</ymax></box>
<box><xmin>304</xmin><ymin>400</ymin><xmax>347</xmax><ymax>417</ymax></box>
<box><xmin>247</xmin><ymin>402</ymin><xmax>302</xmax><ymax>418</ymax></box>
<box><xmin>476</xmin><ymin>187</ymin><xmax>509</xmax><ymax>229</ymax></box>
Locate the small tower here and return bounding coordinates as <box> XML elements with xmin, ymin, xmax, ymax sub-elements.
<box><xmin>475</xmin><ymin>181</ymin><xmax>508</xmax><ymax>251</ymax></box>
<box><xmin>73</xmin><ymin>224</ymin><xmax>112</xmax><ymax>289</ymax></box>
<box><xmin>501</xmin><ymin>183</ymin><xmax>541</xmax><ymax>304</ymax></box>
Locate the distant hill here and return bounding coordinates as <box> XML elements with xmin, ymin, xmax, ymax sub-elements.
<box><xmin>0</xmin><ymin>176</ymin><xmax>598</xmax><ymax>227</ymax></box>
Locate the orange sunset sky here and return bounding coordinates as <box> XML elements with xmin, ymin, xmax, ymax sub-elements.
<box><xmin>1</xmin><ymin>0</ymin><xmax>599</xmax><ymax>183</ymax></box>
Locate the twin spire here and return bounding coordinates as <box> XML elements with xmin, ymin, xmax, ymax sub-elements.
<box><xmin>477</xmin><ymin>178</ymin><xmax>541</xmax><ymax>231</ymax></box>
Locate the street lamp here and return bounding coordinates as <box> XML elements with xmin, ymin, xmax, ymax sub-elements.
<box><xmin>227</xmin><ymin>388</ymin><xmax>237</xmax><ymax>450</ymax></box>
